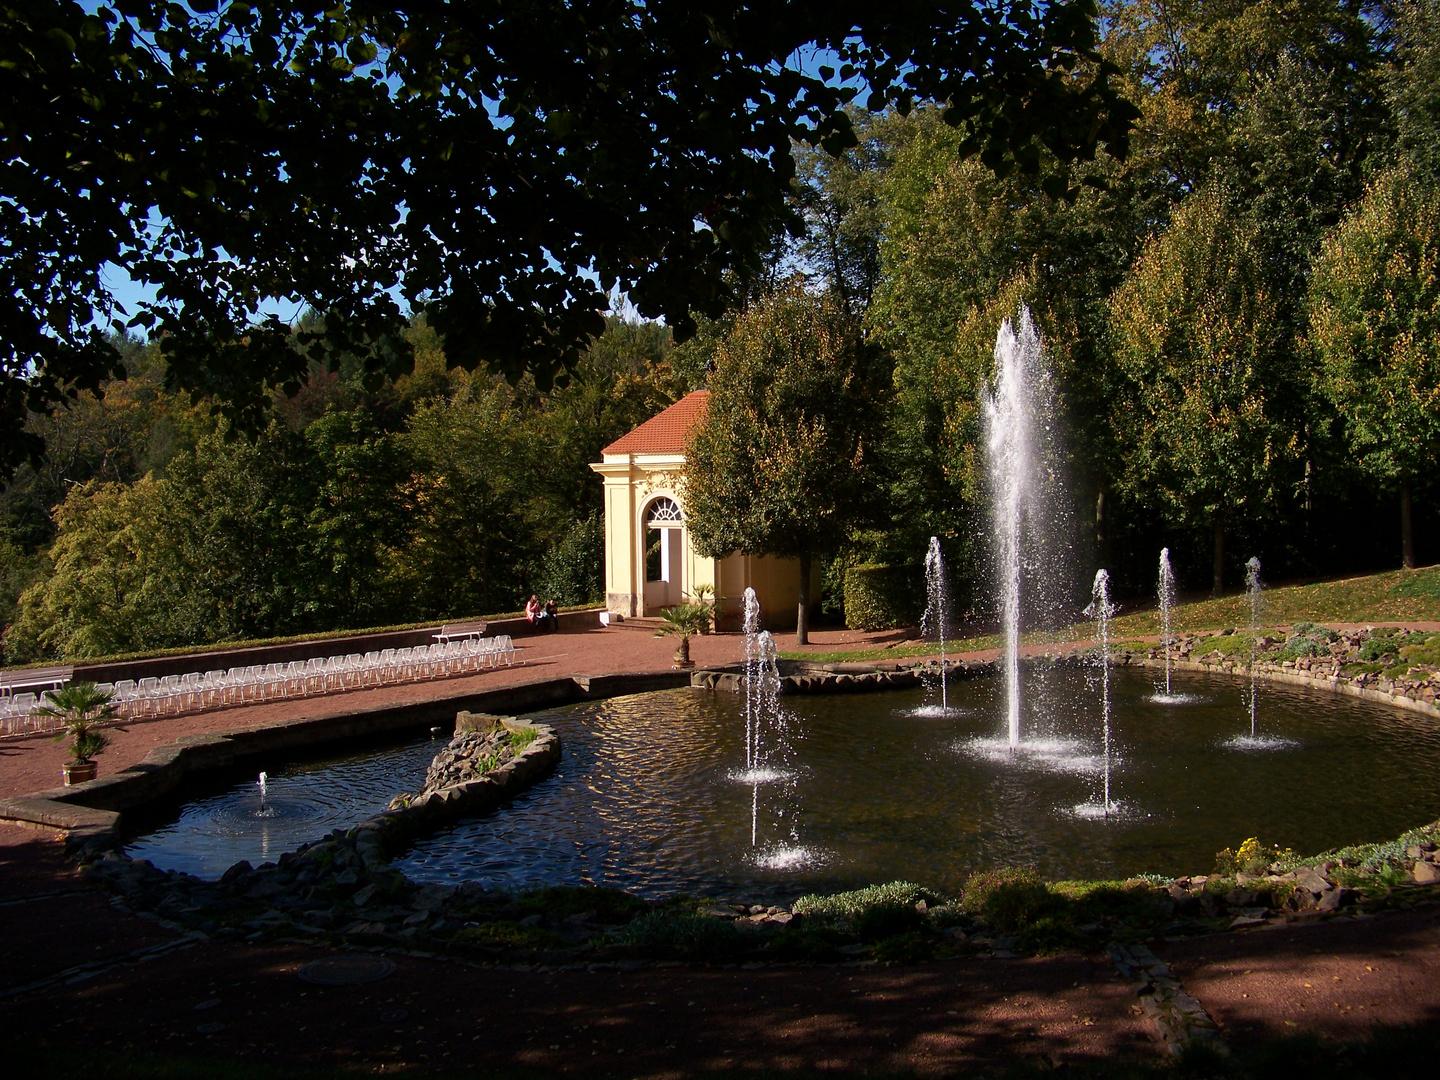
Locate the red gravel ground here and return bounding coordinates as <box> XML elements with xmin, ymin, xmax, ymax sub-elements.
<box><xmin>1159</xmin><ymin>906</ymin><xmax>1440</xmax><ymax>1049</ymax></box>
<box><xmin>2</xmin><ymin>937</ymin><xmax>1156</xmax><ymax>1076</ymax></box>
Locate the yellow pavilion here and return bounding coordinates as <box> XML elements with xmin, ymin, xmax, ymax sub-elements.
<box><xmin>589</xmin><ymin>390</ymin><xmax>815</xmax><ymax>629</ymax></box>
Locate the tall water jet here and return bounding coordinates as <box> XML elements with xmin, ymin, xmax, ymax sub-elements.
<box><xmin>257</xmin><ymin>771</ymin><xmax>268</xmax><ymax>815</ymax></box>
<box><xmin>1084</xmin><ymin>570</ymin><xmax>1117</xmax><ymax>816</ymax></box>
<box><xmin>1245</xmin><ymin>557</ymin><xmax>1263</xmax><ymax>739</ymax></box>
<box><xmin>983</xmin><ymin>307</ymin><xmax>1048</xmax><ymax>747</ymax></box>
<box><xmin>922</xmin><ymin>537</ymin><xmax>949</xmax><ymax>715</ymax></box>
<box><xmin>1158</xmin><ymin>548</ymin><xmax>1177</xmax><ymax>696</ymax></box>
<box><xmin>742</xmin><ymin>587</ymin><xmax>762</xmax><ymax>778</ymax></box>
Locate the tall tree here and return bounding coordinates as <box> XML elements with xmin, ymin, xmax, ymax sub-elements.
<box><xmin>1308</xmin><ymin>164</ymin><xmax>1440</xmax><ymax>569</ymax></box>
<box><xmin>1391</xmin><ymin>0</ymin><xmax>1440</xmax><ymax>181</ymax></box>
<box><xmin>1108</xmin><ymin>183</ymin><xmax>1299</xmax><ymax>595</ymax></box>
<box><xmin>683</xmin><ymin>284</ymin><xmax>887</xmax><ymax>644</ymax></box>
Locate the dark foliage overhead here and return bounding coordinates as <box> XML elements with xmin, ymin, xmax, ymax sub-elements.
<box><xmin>1</xmin><ymin>0</ymin><xmax>1136</xmax><ymax>476</ymax></box>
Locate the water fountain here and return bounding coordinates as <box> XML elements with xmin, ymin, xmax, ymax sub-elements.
<box><xmin>743</xmin><ymin>586</ymin><xmax>763</xmax><ymax>789</ymax></box>
<box><xmin>1083</xmin><ymin>570</ymin><xmax>1117</xmax><ymax>817</ymax></box>
<box><xmin>1246</xmin><ymin>556</ymin><xmax>1262</xmax><ymax>739</ymax></box>
<box><xmin>921</xmin><ymin>536</ymin><xmax>949</xmax><ymax>716</ymax></box>
<box><xmin>257</xmin><ymin>771</ymin><xmax>269</xmax><ymax>815</ymax></box>
<box><xmin>1159</xmin><ymin>548</ymin><xmax>1176</xmax><ymax>696</ymax></box>
<box><xmin>738</xmin><ymin>588</ymin><xmax>806</xmax><ymax>864</ymax></box>
<box><xmin>983</xmin><ymin>305</ymin><xmax>1062</xmax><ymax>747</ymax></box>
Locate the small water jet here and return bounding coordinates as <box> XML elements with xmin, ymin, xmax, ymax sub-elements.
<box><xmin>922</xmin><ymin>536</ymin><xmax>949</xmax><ymax>715</ymax></box>
<box><xmin>1159</xmin><ymin>548</ymin><xmax>1176</xmax><ymax>696</ymax></box>
<box><xmin>257</xmin><ymin>771</ymin><xmax>269</xmax><ymax>816</ymax></box>
<box><xmin>1083</xmin><ymin>569</ymin><xmax>1117</xmax><ymax>817</ymax></box>
<box><xmin>739</xmin><ymin>589</ymin><xmax>805</xmax><ymax>859</ymax></box>
<box><xmin>1246</xmin><ymin>556</ymin><xmax>1262</xmax><ymax>739</ymax></box>
<box><xmin>742</xmin><ymin>586</ymin><xmax>763</xmax><ymax>787</ymax></box>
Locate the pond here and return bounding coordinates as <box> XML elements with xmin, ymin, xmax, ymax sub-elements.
<box><xmin>126</xmin><ymin>667</ymin><xmax>1440</xmax><ymax>899</ymax></box>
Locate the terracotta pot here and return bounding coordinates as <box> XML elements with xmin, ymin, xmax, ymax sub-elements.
<box><xmin>63</xmin><ymin>761</ymin><xmax>97</xmax><ymax>786</ymax></box>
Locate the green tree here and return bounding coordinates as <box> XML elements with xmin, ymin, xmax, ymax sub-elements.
<box><xmin>303</xmin><ymin>409</ymin><xmax>412</xmax><ymax>628</ymax></box>
<box><xmin>1308</xmin><ymin>164</ymin><xmax>1440</xmax><ymax>569</ymax></box>
<box><xmin>2</xmin><ymin>1</ymin><xmax>1136</xmax><ymax>477</ymax></box>
<box><xmin>5</xmin><ymin>477</ymin><xmax>169</xmax><ymax>660</ymax></box>
<box><xmin>397</xmin><ymin>378</ymin><xmax>536</xmax><ymax>620</ymax></box>
<box><xmin>683</xmin><ymin>284</ymin><xmax>888</xmax><ymax>644</ymax></box>
<box><xmin>156</xmin><ymin>427</ymin><xmax>316</xmax><ymax>642</ymax></box>
<box><xmin>1391</xmin><ymin>0</ymin><xmax>1440</xmax><ymax>181</ymax></box>
<box><xmin>1108</xmin><ymin>184</ymin><xmax>1299</xmax><ymax>595</ymax></box>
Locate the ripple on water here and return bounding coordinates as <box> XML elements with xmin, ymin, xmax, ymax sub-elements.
<box><xmin>906</xmin><ymin>704</ymin><xmax>966</xmax><ymax>719</ymax></box>
<box><xmin>1147</xmin><ymin>692</ymin><xmax>1205</xmax><ymax>705</ymax></box>
<box><xmin>1222</xmin><ymin>734</ymin><xmax>1301</xmax><ymax>751</ymax></box>
<box><xmin>1068</xmin><ymin>800</ymin><xmax>1146</xmax><ymax>822</ymax></box>
<box><xmin>727</xmin><ymin>767</ymin><xmax>792</xmax><ymax>785</ymax></box>
<box><xmin>959</xmin><ymin>736</ymin><xmax>1109</xmax><ymax>775</ymax></box>
<box><xmin>755</xmin><ymin>845</ymin><xmax>822</xmax><ymax>871</ymax></box>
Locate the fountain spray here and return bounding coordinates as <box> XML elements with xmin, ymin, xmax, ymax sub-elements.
<box><xmin>742</xmin><ymin>587</ymin><xmax>761</xmax><ymax>781</ymax></box>
<box><xmin>1085</xmin><ymin>570</ymin><xmax>1117</xmax><ymax>816</ymax></box>
<box><xmin>922</xmin><ymin>537</ymin><xmax>949</xmax><ymax>715</ymax></box>
<box><xmin>1159</xmin><ymin>548</ymin><xmax>1176</xmax><ymax>696</ymax></box>
<box><xmin>984</xmin><ymin>309</ymin><xmax>1044</xmax><ymax>747</ymax></box>
<box><xmin>749</xmin><ymin>631</ymin><xmax>782</xmax><ymax>848</ymax></box>
<box><xmin>257</xmin><ymin>771</ymin><xmax>268</xmax><ymax>813</ymax></box>
<box><xmin>1246</xmin><ymin>557</ymin><xmax>1262</xmax><ymax>738</ymax></box>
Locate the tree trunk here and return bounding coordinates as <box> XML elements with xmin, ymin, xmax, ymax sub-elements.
<box><xmin>1401</xmin><ymin>479</ymin><xmax>1416</xmax><ymax>570</ymax></box>
<box><xmin>1212</xmin><ymin>511</ymin><xmax>1226</xmax><ymax>598</ymax></box>
<box><xmin>796</xmin><ymin>549</ymin><xmax>812</xmax><ymax>646</ymax></box>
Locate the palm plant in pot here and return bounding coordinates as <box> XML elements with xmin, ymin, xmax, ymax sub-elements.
<box><xmin>654</xmin><ymin>596</ymin><xmax>715</xmax><ymax>668</ymax></box>
<box><xmin>38</xmin><ymin>682</ymin><xmax>120</xmax><ymax>786</ymax></box>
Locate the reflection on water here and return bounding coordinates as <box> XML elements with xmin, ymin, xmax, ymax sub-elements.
<box><xmin>398</xmin><ymin>668</ymin><xmax>1440</xmax><ymax>899</ymax></box>
<box><xmin>124</xmin><ymin>740</ymin><xmax>436</xmax><ymax>878</ymax></box>
<box><xmin>128</xmin><ymin>668</ymin><xmax>1440</xmax><ymax>898</ymax></box>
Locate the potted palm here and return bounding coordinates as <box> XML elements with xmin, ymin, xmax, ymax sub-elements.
<box><xmin>653</xmin><ymin>598</ymin><xmax>714</xmax><ymax>669</ymax></box>
<box><xmin>39</xmin><ymin>682</ymin><xmax>120</xmax><ymax>786</ymax></box>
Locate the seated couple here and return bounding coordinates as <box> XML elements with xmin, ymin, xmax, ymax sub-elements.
<box><xmin>525</xmin><ymin>595</ymin><xmax>560</xmax><ymax>632</ymax></box>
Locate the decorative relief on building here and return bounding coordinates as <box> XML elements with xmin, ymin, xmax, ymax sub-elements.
<box><xmin>638</xmin><ymin>470</ymin><xmax>683</xmax><ymax>498</ymax></box>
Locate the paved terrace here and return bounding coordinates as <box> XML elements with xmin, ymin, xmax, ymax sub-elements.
<box><xmin>3</xmin><ymin>621</ymin><xmax>1440</xmax><ymax>1073</ymax></box>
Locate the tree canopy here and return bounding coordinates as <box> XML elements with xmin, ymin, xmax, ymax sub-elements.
<box><xmin>682</xmin><ymin>282</ymin><xmax>887</xmax><ymax>642</ymax></box>
<box><xmin>1309</xmin><ymin>163</ymin><xmax>1440</xmax><ymax>568</ymax></box>
<box><xmin>1</xmin><ymin>0</ymin><xmax>1137</xmax><ymax>475</ymax></box>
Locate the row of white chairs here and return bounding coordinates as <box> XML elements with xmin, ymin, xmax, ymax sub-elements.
<box><xmin>0</xmin><ymin>636</ymin><xmax>522</xmax><ymax>735</ymax></box>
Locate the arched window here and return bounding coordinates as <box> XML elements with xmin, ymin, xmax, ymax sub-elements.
<box><xmin>646</xmin><ymin>496</ymin><xmax>683</xmax><ymax>524</ymax></box>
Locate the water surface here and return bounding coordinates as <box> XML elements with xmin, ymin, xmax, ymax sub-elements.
<box><xmin>128</xmin><ymin>668</ymin><xmax>1440</xmax><ymax>898</ymax></box>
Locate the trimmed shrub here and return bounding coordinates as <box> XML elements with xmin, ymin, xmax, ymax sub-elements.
<box><xmin>449</xmin><ymin>921</ymin><xmax>567</xmax><ymax>952</ymax></box>
<box><xmin>792</xmin><ymin>881</ymin><xmax>945</xmax><ymax>923</ymax></box>
<box><xmin>511</xmin><ymin>885</ymin><xmax>647</xmax><ymax>923</ymax></box>
<box><xmin>959</xmin><ymin>868</ymin><xmax>1053</xmax><ymax>932</ymax></box>
<box><xmin>611</xmin><ymin>911</ymin><xmax>749</xmax><ymax>962</ymax></box>
<box><xmin>843</xmin><ymin>564</ymin><xmax>923</xmax><ymax>631</ymax></box>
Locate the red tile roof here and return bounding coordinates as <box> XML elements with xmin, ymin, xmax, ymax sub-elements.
<box><xmin>601</xmin><ymin>390</ymin><xmax>709</xmax><ymax>455</ymax></box>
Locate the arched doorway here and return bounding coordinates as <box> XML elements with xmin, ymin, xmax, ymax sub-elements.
<box><xmin>642</xmin><ymin>496</ymin><xmax>684</xmax><ymax>613</ymax></box>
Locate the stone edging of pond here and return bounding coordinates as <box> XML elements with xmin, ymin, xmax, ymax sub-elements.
<box><xmin>694</xmin><ymin>644</ymin><xmax>1439</xmax><ymax>720</ymax></box>
<box><xmin>1111</xmin><ymin>651</ymin><xmax>1440</xmax><ymax>719</ymax></box>
<box><xmin>0</xmin><ymin>670</ymin><xmax>689</xmax><ymax>851</ymax></box>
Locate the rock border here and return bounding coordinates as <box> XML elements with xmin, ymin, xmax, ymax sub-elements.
<box><xmin>0</xmin><ymin>670</ymin><xmax>689</xmax><ymax>852</ymax></box>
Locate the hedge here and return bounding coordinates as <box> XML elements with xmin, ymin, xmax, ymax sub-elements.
<box><xmin>844</xmin><ymin>563</ymin><xmax>922</xmax><ymax>630</ymax></box>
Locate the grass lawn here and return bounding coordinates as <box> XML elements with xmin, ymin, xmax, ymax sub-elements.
<box><xmin>781</xmin><ymin>565</ymin><xmax>1440</xmax><ymax>663</ymax></box>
